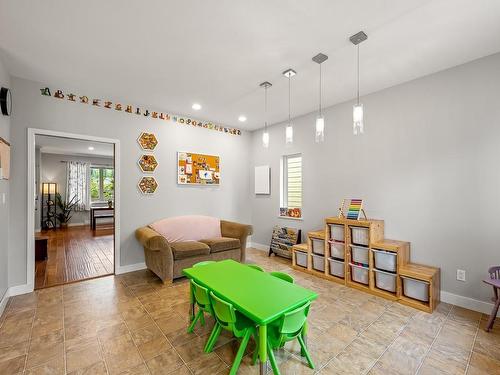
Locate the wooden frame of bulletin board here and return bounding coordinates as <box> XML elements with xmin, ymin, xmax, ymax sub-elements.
<box><xmin>177</xmin><ymin>151</ymin><xmax>220</xmax><ymax>185</ymax></box>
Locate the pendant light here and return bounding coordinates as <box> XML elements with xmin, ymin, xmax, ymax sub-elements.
<box><xmin>350</xmin><ymin>31</ymin><xmax>368</xmax><ymax>135</ymax></box>
<box><xmin>259</xmin><ymin>81</ymin><xmax>272</xmax><ymax>148</ymax></box>
<box><xmin>283</xmin><ymin>68</ymin><xmax>296</xmax><ymax>144</ymax></box>
<box><xmin>312</xmin><ymin>53</ymin><xmax>328</xmax><ymax>142</ymax></box>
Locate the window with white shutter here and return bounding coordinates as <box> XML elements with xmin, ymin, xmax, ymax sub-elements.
<box><xmin>280</xmin><ymin>154</ymin><xmax>302</xmax><ymax>218</ymax></box>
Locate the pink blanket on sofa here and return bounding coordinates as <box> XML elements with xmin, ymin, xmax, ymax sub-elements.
<box><xmin>149</xmin><ymin>215</ymin><xmax>221</xmax><ymax>243</ymax></box>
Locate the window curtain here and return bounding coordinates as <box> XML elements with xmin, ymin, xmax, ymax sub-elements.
<box><xmin>65</xmin><ymin>161</ymin><xmax>90</xmax><ymax>211</ymax></box>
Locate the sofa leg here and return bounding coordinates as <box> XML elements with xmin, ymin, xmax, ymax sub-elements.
<box><xmin>162</xmin><ymin>278</ymin><xmax>173</xmax><ymax>286</ymax></box>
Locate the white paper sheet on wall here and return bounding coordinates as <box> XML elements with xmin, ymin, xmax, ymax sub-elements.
<box><xmin>254</xmin><ymin>165</ymin><xmax>270</xmax><ymax>194</ymax></box>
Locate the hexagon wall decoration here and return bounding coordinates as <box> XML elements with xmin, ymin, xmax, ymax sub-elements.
<box><xmin>138</xmin><ymin>176</ymin><xmax>158</xmax><ymax>194</ymax></box>
<box><xmin>137</xmin><ymin>132</ymin><xmax>158</xmax><ymax>150</ymax></box>
<box><xmin>138</xmin><ymin>154</ymin><xmax>158</xmax><ymax>173</ymax></box>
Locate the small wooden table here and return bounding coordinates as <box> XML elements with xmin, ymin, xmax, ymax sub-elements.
<box><xmin>90</xmin><ymin>206</ymin><xmax>114</xmax><ymax>230</ymax></box>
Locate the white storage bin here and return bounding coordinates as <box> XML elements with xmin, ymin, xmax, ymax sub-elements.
<box><xmin>328</xmin><ymin>258</ymin><xmax>345</xmax><ymax>278</ymax></box>
<box><xmin>295</xmin><ymin>251</ymin><xmax>308</xmax><ymax>268</ymax></box>
<box><xmin>311</xmin><ymin>239</ymin><xmax>325</xmax><ymax>255</ymax></box>
<box><xmin>350</xmin><ymin>245</ymin><xmax>369</xmax><ymax>265</ymax></box>
<box><xmin>312</xmin><ymin>254</ymin><xmax>325</xmax><ymax>272</ymax></box>
<box><xmin>350</xmin><ymin>226</ymin><xmax>369</xmax><ymax>246</ymax></box>
<box><xmin>329</xmin><ymin>224</ymin><xmax>345</xmax><ymax>242</ymax></box>
<box><xmin>372</xmin><ymin>249</ymin><xmax>397</xmax><ymax>272</ymax></box>
<box><xmin>373</xmin><ymin>269</ymin><xmax>397</xmax><ymax>293</ymax></box>
<box><xmin>402</xmin><ymin>276</ymin><xmax>430</xmax><ymax>302</ymax></box>
<box><xmin>329</xmin><ymin>241</ymin><xmax>345</xmax><ymax>260</ymax></box>
<box><xmin>350</xmin><ymin>263</ymin><xmax>369</xmax><ymax>285</ymax></box>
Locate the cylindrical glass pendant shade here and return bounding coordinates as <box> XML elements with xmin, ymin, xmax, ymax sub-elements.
<box><xmin>315</xmin><ymin>116</ymin><xmax>325</xmax><ymax>142</ymax></box>
<box><xmin>285</xmin><ymin>124</ymin><xmax>293</xmax><ymax>144</ymax></box>
<box><xmin>262</xmin><ymin>131</ymin><xmax>269</xmax><ymax>148</ymax></box>
<box><xmin>353</xmin><ymin>104</ymin><xmax>364</xmax><ymax>135</ymax></box>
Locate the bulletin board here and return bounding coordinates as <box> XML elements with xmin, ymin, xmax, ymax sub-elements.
<box><xmin>0</xmin><ymin>137</ymin><xmax>10</xmax><ymax>180</ymax></box>
<box><xmin>177</xmin><ymin>152</ymin><xmax>220</xmax><ymax>185</ymax></box>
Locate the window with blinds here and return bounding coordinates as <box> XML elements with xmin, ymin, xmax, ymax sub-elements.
<box><xmin>280</xmin><ymin>154</ymin><xmax>302</xmax><ymax>218</ymax></box>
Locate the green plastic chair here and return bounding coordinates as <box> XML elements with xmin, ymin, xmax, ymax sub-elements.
<box><xmin>189</xmin><ymin>262</ymin><xmax>215</xmax><ymax>322</ymax></box>
<box><xmin>270</xmin><ymin>271</ymin><xmax>295</xmax><ymax>283</ymax></box>
<box><xmin>247</xmin><ymin>264</ymin><xmax>264</xmax><ymax>272</ymax></box>
<box><xmin>252</xmin><ymin>302</ymin><xmax>314</xmax><ymax>374</ymax></box>
<box><xmin>205</xmin><ymin>291</ymin><xmax>256</xmax><ymax>375</ymax></box>
<box><xmin>193</xmin><ymin>260</ymin><xmax>216</xmax><ymax>267</ymax></box>
<box><xmin>187</xmin><ymin>279</ymin><xmax>213</xmax><ymax>333</ymax></box>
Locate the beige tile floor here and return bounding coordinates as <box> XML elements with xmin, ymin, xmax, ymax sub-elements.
<box><xmin>1</xmin><ymin>248</ymin><xmax>499</xmax><ymax>375</ymax></box>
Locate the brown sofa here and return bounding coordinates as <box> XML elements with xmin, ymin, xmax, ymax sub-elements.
<box><xmin>135</xmin><ymin>219</ymin><xmax>253</xmax><ymax>284</ymax></box>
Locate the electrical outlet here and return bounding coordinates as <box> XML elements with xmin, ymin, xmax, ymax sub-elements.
<box><xmin>457</xmin><ymin>269</ymin><xmax>466</xmax><ymax>282</ymax></box>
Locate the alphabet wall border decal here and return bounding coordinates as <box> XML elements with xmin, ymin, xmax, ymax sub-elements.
<box><xmin>39</xmin><ymin>87</ymin><xmax>242</xmax><ymax>136</ymax></box>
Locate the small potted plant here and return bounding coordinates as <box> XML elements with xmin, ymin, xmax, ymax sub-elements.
<box><xmin>55</xmin><ymin>193</ymin><xmax>79</xmax><ymax>229</ymax></box>
<box><xmin>107</xmin><ymin>199</ymin><xmax>113</xmax><ymax>208</ymax></box>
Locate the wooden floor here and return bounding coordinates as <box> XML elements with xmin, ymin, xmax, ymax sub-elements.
<box><xmin>35</xmin><ymin>225</ymin><xmax>114</xmax><ymax>289</ymax></box>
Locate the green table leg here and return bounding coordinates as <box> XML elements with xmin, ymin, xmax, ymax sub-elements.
<box><xmin>301</xmin><ymin>320</ymin><xmax>308</xmax><ymax>356</ymax></box>
<box><xmin>189</xmin><ymin>283</ymin><xmax>195</xmax><ymax>321</ymax></box>
<box><xmin>259</xmin><ymin>324</ymin><xmax>267</xmax><ymax>374</ymax></box>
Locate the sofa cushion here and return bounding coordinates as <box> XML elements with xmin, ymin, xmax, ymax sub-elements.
<box><xmin>200</xmin><ymin>237</ymin><xmax>241</xmax><ymax>253</ymax></box>
<box><xmin>170</xmin><ymin>241</ymin><xmax>210</xmax><ymax>260</ymax></box>
<box><xmin>149</xmin><ymin>215</ymin><xmax>221</xmax><ymax>243</ymax></box>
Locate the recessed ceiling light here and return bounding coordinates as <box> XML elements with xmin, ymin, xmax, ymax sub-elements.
<box><xmin>88</xmin><ymin>146</ymin><xmax>94</xmax><ymax>151</ymax></box>
<box><xmin>192</xmin><ymin>103</ymin><xmax>202</xmax><ymax>110</ymax></box>
<box><xmin>238</xmin><ymin>115</ymin><xmax>247</xmax><ymax>122</ymax></box>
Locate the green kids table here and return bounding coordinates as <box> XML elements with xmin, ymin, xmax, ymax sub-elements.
<box><xmin>183</xmin><ymin>259</ymin><xmax>317</xmax><ymax>374</ymax></box>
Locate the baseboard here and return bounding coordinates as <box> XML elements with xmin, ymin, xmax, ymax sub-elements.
<box><xmin>116</xmin><ymin>262</ymin><xmax>146</xmax><ymax>275</ymax></box>
<box><xmin>9</xmin><ymin>283</ymin><xmax>34</xmax><ymax>296</ymax></box>
<box><xmin>0</xmin><ymin>283</ymin><xmax>34</xmax><ymax>318</ymax></box>
<box><xmin>248</xmin><ymin>242</ymin><xmax>269</xmax><ymax>252</ymax></box>
<box><xmin>441</xmin><ymin>291</ymin><xmax>499</xmax><ymax>317</ymax></box>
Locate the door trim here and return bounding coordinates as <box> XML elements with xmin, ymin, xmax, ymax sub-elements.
<box><xmin>27</xmin><ymin>128</ymin><xmax>120</xmax><ymax>291</ymax></box>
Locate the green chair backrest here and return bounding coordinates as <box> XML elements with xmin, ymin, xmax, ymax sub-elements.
<box><xmin>270</xmin><ymin>271</ymin><xmax>294</xmax><ymax>283</ymax></box>
<box><xmin>191</xmin><ymin>279</ymin><xmax>211</xmax><ymax>309</ymax></box>
<box><xmin>209</xmin><ymin>291</ymin><xmax>237</xmax><ymax>329</ymax></box>
<box><xmin>247</xmin><ymin>264</ymin><xmax>264</xmax><ymax>272</ymax></box>
<box><xmin>279</xmin><ymin>301</ymin><xmax>310</xmax><ymax>335</ymax></box>
<box><xmin>193</xmin><ymin>261</ymin><xmax>216</xmax><ymax>267</ymax></box>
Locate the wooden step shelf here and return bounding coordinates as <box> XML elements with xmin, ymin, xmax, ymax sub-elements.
<box><xmin>399</xmin><ymin>263</ymin><xmax>440</xmax><ymax>313</ymax></box>
<box><xmin>291</xmin><ymin>216</ymin><xmax>441</xmax><ymax>313</ymax></box>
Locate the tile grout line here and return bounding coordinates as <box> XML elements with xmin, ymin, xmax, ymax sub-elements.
<box><xmin>360</xmin><ymin>304</ymin><xmax>417</xmax><ymax>375</ymax></box>
<box><xmin>131</xmin><ymin>280</ymin><xmax>195</xmax><ymax>374</ymax></box>
<box><xmin>298</xmin><ymin>296</ymin><xmax>395</xmax><ymax>373</ymax></box>
<box><xmin>118</xmin><ymin>305</ymin><xmax>153</xmax><ymax>375</ymax></box>
<box><xmin>463</xmin><ymin>314</ymin><xmax>481</xmax><ymax>374</ymax></box>
<box><xmin>21</xmin><ymin>294</ymin><xmax>38</xmax><ymax>374</ymax></box>
<box><xmin>414</xmin><ymin>305</ymin><xmax>454</xmax><ymax>375</ymax></box>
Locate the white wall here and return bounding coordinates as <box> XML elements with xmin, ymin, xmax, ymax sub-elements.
<box><xmin>0</xmin><ymin>56</ymin><xmax>10</xmax><ymax>302</ymax></box>
<box><xmin>250</xmin><ymin>52</ymin><xmax>500</xmax><ymax>304</ymax></box>
<box><xmin>9</xmin><ymin>76</ymin><xmax>252</xmax><ymax>288</ymax></box>
<box><xmin>37</xmin><ymin>152</ymin><xmax>114</xmax><ymax>228</ymax></box>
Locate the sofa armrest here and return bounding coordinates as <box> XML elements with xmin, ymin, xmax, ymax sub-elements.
<box><xmin>135</xmin><ymin>226</ymin><xmax>174</xmax><ymax>284</ymax></box>
<box><xmin>135</xmin><ymin>226</ymin><xmax>171</xmax><ymax>252</ymax></box>
<box><xmin>221</xmin><ymin>220</ymin><xmax>253</xmax><ymax>262</ymax></box>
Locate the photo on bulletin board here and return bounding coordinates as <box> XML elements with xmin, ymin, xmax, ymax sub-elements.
<box><xmin>177</xmin><ymin>151</ymin><xmax>220</xmax><ymax>185</ymax></box>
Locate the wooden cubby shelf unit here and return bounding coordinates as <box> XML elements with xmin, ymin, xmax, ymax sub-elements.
<box><xmin>291</xmin><ymin>216</ymin><xmax>441</xmax><ymax>313</ymax></box>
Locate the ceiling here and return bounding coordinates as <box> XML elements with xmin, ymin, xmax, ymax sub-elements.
<box><xmin>35</xmin><ymin>135</ymin><xmax>114</xmax><ymax>158</ymax></box>
<box><xmin>1</xmin><ymin>0</ymin><xmax>500</xmax><ymax>131</ymax></box>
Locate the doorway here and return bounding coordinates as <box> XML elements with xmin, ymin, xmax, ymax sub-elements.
<box><xmin>27</xmin><ymin>129</ymin><xmax>120</xmax><ymax>290</ymax></box>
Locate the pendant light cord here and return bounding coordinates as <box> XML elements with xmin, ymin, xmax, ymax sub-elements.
<box><xmin>264</xmin><ymin>85</ymin><xmax>268</xmax><ymax>131</ymax></box>
<box><xmin>288</xmin><ymin>75</ymin><xmax>291</xmax><ymax>124</ymax></box>
<box><xmin>357</xmin><ymin>44</ymin><xmax>360</xmax><ymax>105</ymax></box>
<box><xmin>319</xmin><ymin>63</ymin><xmax>322</xmax><ymax>116</ymax></box>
